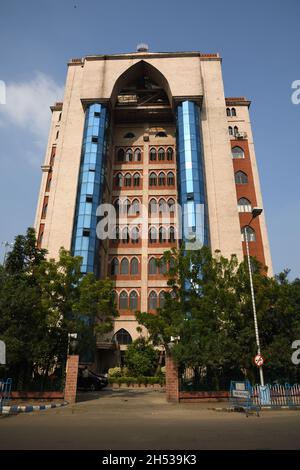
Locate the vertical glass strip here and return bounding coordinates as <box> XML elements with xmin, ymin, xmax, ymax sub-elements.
<box><xmin>72</xmin><ymin>103</ymin><xmax>108</xmax><ymax>273</ymax></box>
<box><xmin>176</xmin><ymin>100</ymin><xmax>209</xmax><ymax>247</ymax></box>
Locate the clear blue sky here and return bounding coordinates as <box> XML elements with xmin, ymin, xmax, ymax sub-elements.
<box><xmin>0</xmin><ymin>0</ymin><xmax>299</xmax><ymax>277</ymax></box>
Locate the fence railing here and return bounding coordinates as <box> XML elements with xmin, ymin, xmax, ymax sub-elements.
<box><xmin>0</xmin><ymin>378</ymin><xmax>12</xmax><ymax>411</ymax></box>
<box><xmin>252</xmin><ymin>383</ymin><xmax>300</xmax><ymax>408</ymax></box>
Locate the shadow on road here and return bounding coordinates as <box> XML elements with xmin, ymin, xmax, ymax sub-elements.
<box><xmin>76</xmin><ymin>388</ymin><xmax>165</xmax><ymax>403</ymax></box>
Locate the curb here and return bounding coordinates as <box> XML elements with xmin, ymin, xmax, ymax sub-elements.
<box><xmin>1</xmin><ymin>401</ymin><xmax>68</xmax><ymax>415</ymax></box>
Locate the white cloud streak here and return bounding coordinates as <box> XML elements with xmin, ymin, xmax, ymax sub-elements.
<box><xmin>0</xmin><ymin>72</ymin><xmax>64</xmax><ymax>148</ymax></box>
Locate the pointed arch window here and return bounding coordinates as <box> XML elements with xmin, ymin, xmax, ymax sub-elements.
<box><xmin>231</xmin><ymin>146</ymin><xmax>244</xmax><ymax>159</ymax></box>
<box><xmin>238</xmin><ymin>198</ymin><xmax>252</xmax><ymax>213</ymax></box>
<box><xmin>158</xmin><ymin>172</ymin><xmax>166</xmax><ymax>186</ymax></box>
<box><xmin>167</xmin><ymin>172</ymin><xmax>175</xmax><ymax>186</ymax></box>
<box><xmin>226</xmin><ymin>108</ymin><xmax>231</xmax><ymax>117</ymax></box>
<box><xmin>114</xmin><ymin>328</ymin><xmax>132</xmax><ymax>345</ymax></box>
<box><xmin>122</xmin><ymin>227</ymin><xmax>130</xmax><ymax>244</ymax></box>
<box><xmin>120</xmin><ymin>258</ymin><xmax>129</xmax><ymax>275</ymax></box>
<box><xmin>158</xmin><ymin>258</ymin><xmax>167</xmax><ymax>274</ymax></box>
<box><xmin>235</xmin><ymin>171</ymin><xmax>248</xmax><ymax>185</ymax></box>
<box><xmin>149</xmin><ymin>227</ymin><xmax>158</xmax><ymax>244</ymax></box>
<box><xmin>158</xmin><ymin>147</ymin><xmax>165</xmax><ymax>161</ymax></box>
<box><xmin>133</xmin><ymin>173</ymin><xmax>140</xmax><ymax>187</ymax></box>
<box><xmin>167</xmin><ymin>147</ymin><xmax>173</xmax><ymax>161</ymax></box>
<box><xmin>149</xmin><ymin>198</ymin><xmax>158</xmax><ymax>214</ymax></box>
<box><xmin>159</xmin><ymin>198</ymin><xmax>167</xmax><ymax>213</ymax></box>
<box><xmin>148</xmin><ymin>291</ymin><xmax>158</xmax><ymax>310</ymax></box>
<box><xmin>231</xmin><ymin>108</ymin><xmax>236</xmax><ymax>116</ymax></box>
<box><xmin>131</xmin><ymin>227</ymin><xmax>139</xmax><ymax>244</ymax></box>
<box><xmin>149</xmin><ymin>172</ymin><xmax>157</xmax><ymax>186</ymax></box>
<box><xmin>130</xmin><ymin>257</ymin><xmax>139</xmax><ymax>275</ymax></box>
<box><xmin>111</xmin><ymin>257</ymin><xmax>119</xmax><ymax>275</ymax></box>
<box><xmin>241</xmin><ymin>226</ymin><xmax>256</xmax><ymax>242</ymax></box>
<box><xmin>169</xmin><ymin>226</ymin><xmax>175</xmax><ymax>243</ymax></box>
<box><xmin>129</xmin><ymin>291</ymin><xmax>138</xmax><ymax>310</ymax></box>
<box><xmin>119</xmin><ymin>291</ymin><xmax>128</xmax><ymax>309</ymax></box>
<box><xmin>234</xmin><ymin>126</ymin><xmax>239</xmax><ymax>136</ymax></box>
<box><xmin>134</xmin><ymin>148</ymin><xmax>141</xmax><ymax>162</ymax></box>
<box><xmin>159</xmin><ymin>291</ymin><xmax>166</xmax><ymax>308</ymax></box>
<box><xmin>229</xmin><ymin>126</ymin><xmax>233</xmax><ymax>136</ymax></box>
<box><xmin>159</xmin><ymin>226</ymin><xmax>167</xmax><ymax>243</ymax></box>
<box><xmin>115</xmin><ymin>173</ymin><xmax>123</xmax><ymax>187</ymax></box>
<box><xmin>125</xmin><ymin>148</ymin><xmax>133</xmax><ymax>162</ymax></box>
<box><xmin>149</xmin><ymin>257</ymin><xmax>157</xmax><ymax>275</ymax></box>
<box><xmin>168</xmin><ymin>198</ymin><xmax>175</xmax><ymax>214</ymax></box>
<box><xmin>124</xmin><ymin>173</ymin><xmax>132</xmax><ymax>187</ymax></box>
<box><xmin>149</xmin><ymin>148</ymin><xmax>156</xmax><ymax>161</ymax></box>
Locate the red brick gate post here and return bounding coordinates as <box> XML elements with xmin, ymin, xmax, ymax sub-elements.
<box><xmin>165</xmin><ymin>354</ymin><xmax>179</xmax><ymax>402</ymax></box>
<box><xmin>64</xmin><ymin>355</ymin><xmax>79</xmax><ymax>403</ymax></box>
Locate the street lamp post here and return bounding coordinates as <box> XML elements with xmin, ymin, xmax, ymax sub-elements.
<box><xmin>243</xmin><ymin>207</ymin><xmax>264</xmax><ymax>387</ymax></box>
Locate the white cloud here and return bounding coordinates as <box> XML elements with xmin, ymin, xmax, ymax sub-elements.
<box><xmin>0</xmin><ymin>72</ymin><xmax>64</xmax><ymax>147</ymax></box>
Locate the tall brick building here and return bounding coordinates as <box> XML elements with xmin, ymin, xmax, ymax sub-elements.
<box><xmin>35</xmin><ymin>47</ymin><xmax>272</xmax><ymax>371</ymax></box>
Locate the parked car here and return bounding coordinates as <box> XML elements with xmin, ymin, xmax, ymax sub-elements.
<box><xmin>77</xmin><ymin>368</ymin><xmax>108</xmax><ymax>391</ymax></box>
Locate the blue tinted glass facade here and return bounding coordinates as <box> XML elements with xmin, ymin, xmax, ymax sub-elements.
<box><xmin>176</xmin><ymin>100</ymin><xmax>209</xmax><ymax>247</ymax></box>
<box><xmin>72</xmin><ymin>103</ymin><xmax>108</xmax><ymax>273</ymax></box>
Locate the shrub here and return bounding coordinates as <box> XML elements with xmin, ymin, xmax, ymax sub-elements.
<box><xmin>108</xmin><ymin>367</ymin><xmax>122</xmax><ymax>378</ymax></box>
<box><xmin>124</xmin><ymin>337</ymin><xmax>159</xmax><ymax>377</ymax></box>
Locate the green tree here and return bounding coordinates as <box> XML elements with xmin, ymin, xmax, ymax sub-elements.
<box><xmin>124</xmin><ymin>337</ymin><xmax>159</xmax><ymax>377</ymax></box>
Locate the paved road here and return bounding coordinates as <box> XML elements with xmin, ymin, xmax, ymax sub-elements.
<box><xmin>1</xmin><ymin>389</ymin><xmax>300</xmax><ymax>450</ymax></box>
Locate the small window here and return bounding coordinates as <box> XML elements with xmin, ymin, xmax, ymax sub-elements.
<box><xmin>131</xmin><ymin>227</ymin><xmax>139</xmax><ymax>244</ymax></box>
<box><xmin>124</xmin><ymin>173</ymin><xmax>132</xmax><ymax>187</ymax></box>
<box><xmin>229</xmin><ymin>126</ymin><xmax>233</xmax><ymax>136</ymax></box>
<box><xmin>158</xmin><ymin>148</ymin><xmax>165</xmax><ymax>161</ymax></box>
<box><xmin>133</xmin><ymin>173</ymin><xmax>140</xmax><ymax>187</ymax></box>
<box><xmin>169</xmin><ymin>226</ymin><xmax>175</xmax><ymax>243</ymax></box>
<box><xmin>226</xmin><ymin>108</ymin><xmax>231</xmax><ymax>117</ymax></box>
<box><xmin>167</xmin><ymin>147</ymin><xmax>173</xmax><ymax>161</ymax></box>
<box><xmin>167</xmin><ymin>172</ymin><xmax>175</xmax><ymax>186</ymax></box>
<box><xmin>149</xmin><ymin>172</ymin><xmax>157</xmax><ymax>186</ymax></box>
<box><xmin>130</xmin><ymin>199</ymin><xmax>140</xmax><ymax>215</ymax></box>
<box><xmin>149</xmin><ymin>148</ymin><xmax>156</xmax><ymax>161</ymax></box>
<box><xmin>149</xmin><ymin>227</ymin><xmax>157</xmax><ymax>244</ymax></box>
<box><xmin>238</xmin><ymin>198</ymin><xmax>252</xmax><ymax>213</ymax></box>
<box><xmin>234</xmin><ymin>126</ymin><xmax>239</xmax><ymax>136</ymax></box>
<box><xmin>111</xmin><ymin>258</ymin><xmax>119</xmax><ymax>276</ymax></box>
<box><xmin>241</xmin><ymin>226</ymin><xmax>256</xmax><ymax>242</ymax></box>
<box><xmin>231</xmin><ymin>108</ymin><xmax>236</xmax><ymax>116</ymax></box>
<box><xmin>158</xmin><ymin>258</ymin><xmax>167</xmax><ymax>275</ymax></box>
<box><xmin>125</xmin><ymin>148</ymin><xmax>133</xmax><ymax>162</ymax></box>
<box><xmin>148</xmin><ymin>291</ymin><xmax>158</xmax><ymax>310</ymax></box>
<box><xmin>231</xmin><ymin>146</ymin><xmax>244</xmax><ymax>159</ymax></box>
<box><xmin>120</xmin><ymin>258</ymin><xmax>129</xmax><ymax>275</ymax></box>
<box><xmin>124</xmin><ymin>132</ymin><xmax>135</xmax><ymax>139</ymax></box>
<box><xmin>235</xmin><ymin>171</ymin><xmax>248</xmax><ymax>185</ymax></box>
<box><xmin>155</xmin><ymin>131</ymin><xmax>167</xmax><ymax>137</ymax></box>
<box><xmin>130</xmin><ymin>257</ymin><xmax>139</xmax><ymax>275</ymax></box>
<box><xmin>168</xmin><ymin>198</ymin><xmax>175</xmax><ymax>213</ymax></box>
<box><xmin>159</xmin><ymin>291</ymin><xmax>166</xmax><ymax>308</ymax></box>
<box><xmin>119</xmin><ymin>291</ymin><xmax>128</xmax><ymax>310</ymax></box>
<box><xmin>149</xmin><ymin>258</ymin><xmax>157</xmax><ymax>275</ymax></box>
<box><xmin>58</xmin><ymin>112</ymin><xmax>62</xmax><ymax>122</ymax></box>
<box><xmin>46</xmin><ymin>176</ymin><xmax>52</xmax><ymax>192</ymax></box>
<box><xmin>56</xmin><ymin>131</ymin><xmax>59</xmax><ymax>140</ymax></box>
<box><xmin>122</xmin><ymin>227</ymin><xmax>130</xmax><ymax>244</ymax></box>
<box><xmin>115</xmin><ymin>173</ymin><xmax>123</xmax><ymax>187</ymax></box>
<box><xmin>94</xmin><ymin>112</ymin><xmax>100</xmax><ymax>118</ymax></box>
<box><xmin>159</xmin><ymin>226</ymin><xmax>167</xmax><ymax>243</ymax></box>
<box><xmin>129</xmin><ymin>290</ymin><xmax>138</xmax><ymax>310</ymax></box>
<box><xmin>42</xmin><ymin>203</ymin><xmax>48</xmax><ymax>219</ymax></box>
<box><xmin>134</xmin><ymin>148</ymin><xmax>141</xmax><ymax>162</ymax></box>
<box><xmin>83</xmin><ymin>229</ymin><xmax>90</xmax><ymax>237</ymax></box>
<box><xmin>158</xmin><ymin>198</ymin><xmax>167</xmax><ymax>213</ymax></box>
<box><xmin>92</xmin><ymin>136</ymin><xmax>98</xmax><ymax>143</ymax></box>
<box><xmin>158</xmin><ymin>172</ymin><xmax>166</xmax><ymax>186</ymax></box>
<box><xmin>86</xmin><ymin>195</ymin><xmax>93</xmax><ymax>203</ymax></box>
<box><xmin>149</xmin><ymin>198</ymin><xmax>157</xmax><ymax>214</ymax></box>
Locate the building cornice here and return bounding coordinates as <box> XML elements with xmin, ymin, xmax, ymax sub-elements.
<box><xmin>225</xmin><ymin>97</ymin><xmax>251</xmax><ymax>107</ymax></box>
<box><xmin>68</xmin><ymin>52</ymin><xmax>221</xmax><ymax>66</ymax></box>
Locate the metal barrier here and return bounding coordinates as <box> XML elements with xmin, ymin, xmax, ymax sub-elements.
<box><xmin>252</xmin><ymin>383</ymin><xmax>300</xmax><ymax>408</ymax></box>
<box><xmin>0</xmin><ymin>378</ymin><xmax>12</xmax><ymax>411</ymax></box>
<box><xmin>229</xmin><ymin>380</ymin><xmax>260</xmax><ymax>416</ymax></box>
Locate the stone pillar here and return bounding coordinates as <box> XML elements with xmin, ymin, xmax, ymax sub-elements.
<box><xmin>64</xmin><ymin>355</ymin><xmax>79</xmax><ymax>404</ymax></box>
<box><xmin>165</xmin><ymin>354</ymin><xmax>179</xmax><ymax>403</ymax></box>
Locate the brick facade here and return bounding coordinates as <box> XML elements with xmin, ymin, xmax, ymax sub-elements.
<box><xmin>165</xmin><ymin>354</ymin><xmax>179</xmax><ymax>402</ymax></box>
<box><xmin>64</xmin><ymin>355</ymin><xmax>79</xmax><ymax>403</ymax></box>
